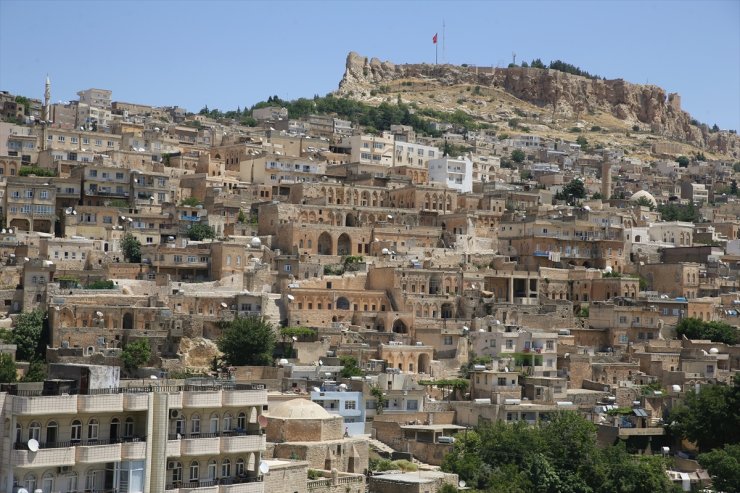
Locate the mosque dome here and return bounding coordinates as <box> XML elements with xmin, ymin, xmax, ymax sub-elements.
<box><xmin>629</xmin><ymin>190</ymin><xmax>657</xmax><ymax>207</ymax></box>
<box><xmin>269</xmin><ymin>398</ymin><xmax>332</xmax><ymax>420</ymax></box>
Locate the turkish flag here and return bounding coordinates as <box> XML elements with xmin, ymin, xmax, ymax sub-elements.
<box><xmin>433</xmin><ymin>33</ymin><xmax>438</xmax><ymax>44</ymax></box>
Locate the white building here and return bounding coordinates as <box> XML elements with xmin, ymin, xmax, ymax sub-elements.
<box><xmin>77</xmin><ymin>88</ymin><xmax>112</xmax><ymax>109</ymax></box>
<box><xmin>310</xmin><ymin>385</ymin><xmax>366</xmax><ymax>436</ymax></box>
<box><xmin>348</xmin><ymin>133</ymin><xmax>439</xmax><ymax>168</ymax></box>
<box><xmin>428</xmin><ymin>156</ymin><xmax>473</xmax><ymax>193</ymax></box>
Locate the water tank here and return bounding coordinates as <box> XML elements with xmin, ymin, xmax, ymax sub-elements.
<box><xmin>250</xmin><ymin>236</ymin><xmax>262</xmax><ymax>248</ymax></box>
<box><xmin>709</xmin><ymin>347</ymin><xmax>719</xmax><ymax>354</ymax></box>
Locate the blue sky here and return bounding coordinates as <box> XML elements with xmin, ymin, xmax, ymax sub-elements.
<box><xmin>1</xmin><ymin>0</ymin><xmax>738</xmax><ymax>130</ymax></box>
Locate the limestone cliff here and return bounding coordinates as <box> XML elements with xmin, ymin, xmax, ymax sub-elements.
<box><xmin>337</xmin><ymin>52</ymin><xmax>738</xmax><ymax>156</ymax></box>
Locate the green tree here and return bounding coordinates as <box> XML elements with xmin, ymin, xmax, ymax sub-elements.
<box><xmin>675</xmin><ymin>318</ymin><xmax>738</xmax><ymax>345</ymax></box>
<box><xmin>121</xmin><ymin>233</ymin><xmax>142</xmax><ymax>263</ymax></box>
<box><xmin>237</xmin><ymin>210</ymin><xmax>247</xmax><ymax>223</ymax></box>
<box><xmin>555</xmin><ymin>179</ymin><xmax>587</xmax><ymax>205</ymax></box>
<box><xmin>635</xmin><ymin>196</ymin><xmax>656</xmax><ymax>211</ymax></box>
<box><xmin>676</xmin><ymin>155</ymin><xmax>690</xmax><ymax>167</ymax></box>
<box><xmin>370</xmin><ymin>385</ymin><xmax>387</xmax><ymax>415</ymax></box>
<box><xmin>511</xmin><ymin>149</ymin><xmax>526</xmax><ymax>163</ymax></box>
<box><xmin>22</xmin><ymin>358</ymin><xmax>47</xmax><ymax>382</ymax></box>
<box><xmin>217</xmin><ymin>316</ymin><xmax>276</xmax><ymax>366</ymax></box>
<box><xmin>668</xmin><ymin>375</ymin><xmax>740</xmax><ymax>452</ymax></box>
<box><xmin>180</xmin><ymin>196</ymin><xmax>201</xmax><ymax>207</ymax></box>
<box><xmin>120</xmin><ymin>339</ymin><xmax>152</xmax><ymax>373</ymax></box>
<box><xmin>339</xmin><ymin>355</ymin><xmax>363</xmax><ymax>378</ymax></box>
<box><xmin>698</xmin><ymin>444</ymin><xmax>740</xmax><ymax>493</ymax></box>
<box><xmin>575</xmin><ymin>135</ymin><xmax>589</xmax><ymax>151</ymax></box>
<box><xmin>657</xmin><ymin>202</ymin><xmax>701</xmax><ymax>223</ymax></box>
<box><xmin>0</xmin><ymin>354</ymin><xmax>17</xmax><ymax>383</ymax></box>
<box><xmin>13</xmin><ymin>310</ymin><xmax>45</xmax><ymax>361</ymax></box>
<box><xmin>187</xmin><ymin>223</ymin><xmax>216</xmax><ymax>241</ymax></box>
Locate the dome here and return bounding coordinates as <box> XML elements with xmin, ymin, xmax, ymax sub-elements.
<box><xmin>250</xmin><ymin>236</ymin><xmax>262</xmax><ymax>248</ymax></box>
<box><xmin>629</xmin><ymin>190</ymin><xmax>657</xmax><ymax>207</ymax></box>
<box><xmin>269</xmin><ymin>398</ymin><xmax>332</xmax><ymax>420</ymax></box>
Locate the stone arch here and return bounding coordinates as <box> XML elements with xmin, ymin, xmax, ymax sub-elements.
<box><xmin>317</xmin><ymin>232</ymin><xmax>333</xmax><ymax>255</ymax></box>
<box><xmin>418</xmin><ymin>353</ymin><xmax>430</xmax><ymax>374</ymax></box>
<box><xmin>336</xmin><ymin>297</ymin><xmax>350</xmax><ymax>310</ymax></box>
<box><xmin>123</xmin><ymin>312</ymin><xmax>134</xmax><ymax>330</ymax></box>
<box><xmin>393</xmin><ymin>319</ymin><xmax>408</xmax><ymax>334</ymax></box>
<box><xmin>346</xmin><ymin>213</ymin><xmax>357</xmax><ymax>227</ymax></box>
<box><xmin>441</xmin><ymin>302</ymin><xmax>454</xmax><ymax>319</ymax></box>
<box><xmin>337</xmin><ymin>233</ymin><xmax>351</xmax><ymax>256</ymax></box>
<box><xmin>9</xmin><ymin>218</ymin><xmax>30</xmax><ymax>232</ymax></box>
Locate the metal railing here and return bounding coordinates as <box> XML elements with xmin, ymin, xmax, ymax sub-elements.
<box><xmin>14</xmin><ymin>435</ymin><xmax>146</xmax><ymax>450</ymax></box>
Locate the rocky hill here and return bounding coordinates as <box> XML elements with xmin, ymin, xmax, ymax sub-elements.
<box><xmin>337</xmin><ymin>52</ymin><xmax>738</xmax><ymax>158</ymax></box>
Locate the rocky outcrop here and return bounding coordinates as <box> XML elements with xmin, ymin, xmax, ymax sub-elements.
<box><xmin>337</xmin><ymin>52</ymin><xmax>738</xmax><ymax>155</ymax></box>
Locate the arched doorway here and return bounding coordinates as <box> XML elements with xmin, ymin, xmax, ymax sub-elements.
<box><xmin>337</xmin><ymin>233</ymin><xmax>351</xmax><ymax>256</ymax></box>
<box><xmin>336</xmin><ymin>297</ymin><xmax>350</xmax><ymax>310</ymax></box>
<box><xmin>317</xmin><ymin>232</ymin><xmax>333</xmax><ymax>255</ymax></box>
<box><xmin>345</xmin><ymin>213</ymin><xmax>357</xmax><ymax>227</ymax></box>
<box><xmin>418</xmin><ymin>353</ymin><xmax>430</xmax><ymax>374</ymax></box>
<box><xmin>123</xmin><ymin>313</ymin><xmax>134</xmax><ymax>330</ymax></box>
<box><xmin>393</xmin><ymin>320</ymin><xmax>408</xmax><ymax>334</ymax></box>
<box><xmin>441</xmin><ymin>303</ymin><xmax>454</xmax><ymax>319</ymax></box>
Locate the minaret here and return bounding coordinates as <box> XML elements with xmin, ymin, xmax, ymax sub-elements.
<box><xmin>601</xmin><ymin>158</ymin><xmax>612</xmax><ymax>200</ymax></box>
<box><xmin>43</xmin><ymin>75</ymin><xmax>51</xmax><ymax>122</ymax></box>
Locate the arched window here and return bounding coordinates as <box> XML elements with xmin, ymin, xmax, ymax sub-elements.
<box><xmin>42</xmin><ymin>471</ymin><xmax>54</xmax><ymax>493</ymax></box>
<box><xmin>24</xmin><ymin>473</ymin><xmax>37</xmax><ymax>491</ymax></box>
<box><xmin>208</xmin><ymin>459</ymin><xmax>217</xmax><ymax>480</ymax></box>
<box><xmin>171</xmin><ymin>461</ymin><xmax>182</xmax><ymax>483</ymax></box>
<box><xmin>66</xmin><ymin>472</ymin><xmax>78</xmax><ymax>492</ymax></box>
<box><xmin>189</xmin><ymin>461</ymin><xmax>199</xmax><ymax>481</ymax></box>
<box><xmin>15</xmin><ymin>423</ymin><xmax>21</xmax><ymax>443</ymax></box>
<box><xmin>223</xmin><ymin>413</ymin><xmax>233</xmax><ymax>433</ymax></box>
<box><xmin>29</xmin><ymin>421</ymin><xmax>41</xmax><ymax>441</ymax></box>
<box><xmin>87</xmin><ymin>418</ymin><xmax>99</xmax><ymax>440</ymax></box>
<box><xmin>221</xmin><ymin>458</ymin><xmax>231</xmax><ymax>478</ymax></box>
<box><xmin>124</xmin><ymin>417</ymin><xmax>135</xmax><ymax>438</ymax></box>
<box><xmin>46</xmin><ymin>420</ymin><xmax>58</xmax><ymax>444</ymax></box>
<box><xmin>209</xmin><ymin>413</ymin><xmax>219</xmax><ymax>434</ymax></box>
<box><xmin>237</xmin><ymin>412</ymin><xmax>246</xmax><ymax>431</ymax></box>
<box><xmin>236</xmin><ymin>458</ymin><xmax>245</xmax><ymax>476</ymax></box>
<box><xmin>71</xmin><ymin>420</ymin><xmax>82</xmax><ymax>442</ymax></box>
<box><xmin>191</xmin><ymin>414</ymin><xmax>201</xmax><ymax>435</ymax></box>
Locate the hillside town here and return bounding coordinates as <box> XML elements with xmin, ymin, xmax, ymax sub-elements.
<box><xmin>0</xmin><ymin>54</ymin><xmax>739</xmax><ymax>493</ymax></box>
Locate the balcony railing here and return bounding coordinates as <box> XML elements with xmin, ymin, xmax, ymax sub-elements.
<box><xmin>13</xmin><ymin>435</ymin><xmax>146</xmax><ymax>450</ymax></box>
<box><xmin>167</xmin><ymin>476</ymin><xmax>262</xmax><ymax>491</ymax></box>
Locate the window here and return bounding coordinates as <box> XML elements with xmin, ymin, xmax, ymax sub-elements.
<box><xmin>407</xmin><ymin>400</ymin><xmax>418</xmax><ymax>410</ymax></box>
<box><xmin>88</xmin><ymin>418</ymin><xmax>99</xmax><ymax>440</ymax></box>
<box><xmin>345</xmin><ymin>400</ymin><xmax>356</xmax><ymax>410</ymax></box>
<box><xmin>237</xmin><ymin>412</ymin><xmax>246</xmax><ymax>430</ymax></box>
<box><xmin>124</xmin><ymin>417</ymin><xmax>135</xmax><ymax>437</ymax></box>
<box><xmin>39</xmin><ymin>190</ymin><xmax>49</xmax><ymax>199</ymax></box>
<box><xmin>236</xmin><ymin>458</ymin><xmax>245</xmax><ymax>476</ymax></box>
<box><xmin>189</xmin><ymin>461</ymin><xmax>199</xmax><ymax>481</ymax></box>
<box><xmin>506</xmin><ymin>340</ymin><xmax>514</xmax><ymax>350</ymax></box>
<box><xmin>24</xmin><ymin>474</ymin><xmax>37</xmax><ymax>492</ymax></box>
<box><xmin>546</xmin><ymin>340</ymin><xmax>554</xmax><ymax>350</ymax></box>
<box><xmin>29</xmin><ymin>421</ymin><xmax>41</xmax><ymax>441</ymax></box>
<box><xmin>284</xmin><ymin>264</ymin><xmax>292</xmax><ymax>272</ymax></box>
<box><xmin>191</xmin><ymin>414</ymin><xmax>200</xmax><ymax>434</ymax></box>
<box><xmin>95</xmin><ymin>139</ymin><xmax>102</xmax><ymax>146</ymax></box>
<box><xmin>71</xmin><ymin>420</ymin><xmax>82</xmax><ymax>442</ymax></box>
<box><xmin>221</xmin><ymin>459</ymin><xmax>231</xmax><ymax>478</ymax></box>
<box><xmin>443</xmin><ymin>336</ymin><xmax>453</xmax><ymax>345</ymax></box>
<box><xmin>208</xmin><ymin>459</ymin><xmax>217</xmax><ymax>480</ymax></box>
<box><xmin>223</xmin><ymin>413</ymin><xmax>232</xmax><ymax>432</ymax></box>
<box><xmin>25</xmin><ymin>190</ymin><xmax>33</xmax><ymax>198</ymax></box>
<box><xmin>58</xmin><ymin>135</ymin><xmax>65</xmax><ymax>142</ymax></box>
<box><xmin>172</xmin><ymin>462</ymin><xmax>183</xmax><ymax>483</ymax></box>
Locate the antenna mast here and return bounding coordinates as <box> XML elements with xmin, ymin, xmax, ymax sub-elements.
<box><xmin>512</xmin><ymin>52</ymin><xmax>517</xmax><ymax>66</ymax></box>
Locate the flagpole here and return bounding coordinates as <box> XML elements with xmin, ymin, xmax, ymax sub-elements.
<box><xmin>435</xmin><ymin>42</ymin><xmax>438</xmax><ymax>65</ymax></box>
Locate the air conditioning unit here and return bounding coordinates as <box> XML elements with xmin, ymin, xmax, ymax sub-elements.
<box><xmin>170</xmin><ymin>409</ymin><xmax>180</xmax><ymax>419</ymax></box>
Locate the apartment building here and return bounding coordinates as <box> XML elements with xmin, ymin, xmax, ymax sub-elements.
<box><xmin>77</xmin><ymin>88</ymin><xmax>112</xmax><ymax>109</ymax></box>
<box><xmin>348</xmin><ymin>133</ymin><xmax>439</xmax><ymax>168</ymax></box>
<box><xmin>4</xmin><ymin>176</ymin><xmax>56</xmax><ymax>234</ymax></box>
<box><xmin>427</xmin><ymin>156</ymin><xmax>473</xmax><ymax>193</ymax></box>
<box><xmin>1</xmin><ymin>364</ymin><xmax>268</xmax><ymax>493</ymax></box>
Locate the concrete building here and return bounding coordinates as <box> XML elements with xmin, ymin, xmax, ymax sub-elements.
<box><xmin>1</xmin><ymin>364</ymin><xmax>268</xmax><ymax>493</ymax></box>
<box><xmin>427</xmin><ymin>156</ymin><xmax>473</xmax><ymax>193</ymax></box>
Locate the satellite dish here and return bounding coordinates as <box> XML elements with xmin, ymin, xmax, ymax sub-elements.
<box><xmin>278</xmin><ymin>358</ymin><xmax>289</xmax><ymax>365</ymax></box>
<box><xmin>220</xmin><ymin>302</ymin><xmax>228</xmax><ymax>308</ymax></box>
<box><xmin>459</xmin><ymin>480</ymin><xmax>466</xmax><ymax>488</ymax></box>
<box><xmin>312</xmin><ymin>386</ymin><xmax>321</xmax><ymax>392</ymax></box>
<box><xmin>1</xmin><ymin>229</ymin><xmax>5</xmax><ymax>233</ymax></box>
<box><xmin>319</xmin><ymin>359</ymin><xmax>324</xmax><ymax>366</ymax></box>
<box><xmin>150</xmin><ymin>375</ymin><xmax>158</xmax><ymax>380</ymax></box>
<box><xmin>258</xmin><ymin>415</ymin><xmax>268</xmax><ymax>428</ymax></box>
<box><xmin>120</xmin><ymin>216</ymin><xmax>126</xmax><ymax>220</ymax></box>
<box><xmin>72</xmin><ymin>211</ymin><xmax>77</xmax><ymax>215</ymax></box>
<box><xmin>24</xmin><ymin>257</ymin><xmax>30</xmax><ymax>262</ymax></box>
<box><xmin>387</xmin><ymin>214</ymin><xmax>393</xmax><ymax>219</ymax></box>
<box><xmin>65</xmin><ymin>207</ymin><xmax>73</xmax><ymax>215</ymax></box>
<box><xmin>17</xmin><ymin>489</ymin><xmax>29</xmax><ymax>493</ymax></box>
<box><xmin>259</xmin><ymin>461</ymin><xmax>270</xmax><ymax>474</ymax></box>
<box><xmin>286</xmin><ymin>294</ymin><xmax>295</xmax><ymax>301</ymax></box>
<box><xmin>292</xmin><ymin>336</ymin><xmax>298</xmax><ymax>342</ymax></box>
<box><xmin>96</xmin><ymin>311</ymin><xmax>103</xmax><ymax>317</ymax></box>
<box><xmin>28</xmin><ymin>438</ymin><xmax>39</xmax><ymax>452</ymax></box>
<box><xmin>462</xmin><ymin>326</ymin><xmax>470</xmax><ymax>332</ymax></box>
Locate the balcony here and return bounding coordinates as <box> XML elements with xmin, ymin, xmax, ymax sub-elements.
<box><xmin>11</xmin><ymin>446</ymin><xmax>76</xmax><ymax>468</ymax></box>
<box><xmin>179</xmin><ymin>482</ymin><xmax>219</xmax><ymax>493</ymax></box>
<box><xmin>122</xmin><ymin>440</ymin><xmax>147</xmax><ymax>460</ymax></box>
<box><xmin>76</xmin><ymin>442</ymin><xmax>122</xmax><ymax>463</ymax></box>
<box><xmin>181</xmin><ymin>436</ymin><xmax>221</xmax><ymax>456</ymax></box>
<box><xmin>222</xmin><ymin>390</ymin><xmax>267</xmax><ymax>407</ymax></box>
<box><xmin>123</xmin><ymin>392</ymin><xmax>150</xmax><ymax>410</ymax></box>
<box><xmin>167</xmin><ymin>439</ymin><xmax>182</xmax><ymax>457</ymax></box>
<box><xmin>183</xmin><ymin>391</ymin><xmax>222</xmax><ymax>408</ymax></box>
<box><xmin>12</xmin><ymin>395</ymin><xmax>78</xmax><ymax>415</ymax></box>
<box><xmin>220</xmin><ymin>482</ymin><xmax>264</xmax><ymax>493</ymax></box>
<box><xmin>220</xmin><ymin>434</ymin><xmax>265</xmax><ymax>454</ymax></box>
<box><xmin>78</xmin><ymin>393</ymin><xmax>123</xmax><ymax>413</ymax></box>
